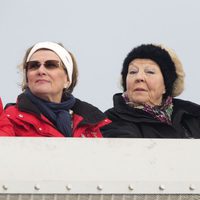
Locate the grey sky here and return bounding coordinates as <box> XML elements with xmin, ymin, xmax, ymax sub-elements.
<box><xmin>1</xmin><ymin>0</ymin><xmax>199</xmax><ymax>111</ymax></box>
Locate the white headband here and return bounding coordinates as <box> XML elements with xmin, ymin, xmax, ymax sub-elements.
<box><xmin>26</xmin><ymin>41</ymin><xmax>73</xmax><ymax>85</ymax></box>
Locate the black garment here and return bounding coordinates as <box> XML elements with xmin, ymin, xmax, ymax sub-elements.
<box><xmin>102</xmin><ymin>93</ymin><xmax>200</xmax><ymax>138</ymax></box>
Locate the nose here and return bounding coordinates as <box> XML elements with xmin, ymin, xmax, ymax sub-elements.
<box><xmin>37</xmin><ymin>64</ymin><xmax>47</xmax><ymax>75</ymax></box>
<box><xmin>135</xmin><ymin>71</ymin><xmax>145</xmax><ymax>82</ymax></box>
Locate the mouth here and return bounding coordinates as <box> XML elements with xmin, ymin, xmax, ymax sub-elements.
<box><xmin>35</xmin><ymin>79</ymin><xmax>49</xmax><ymax>83</ymax></box>
<box><xmin>134</xmin><ymin>88</ymin><xmax>147</xmax><ymax>92</ymax></box>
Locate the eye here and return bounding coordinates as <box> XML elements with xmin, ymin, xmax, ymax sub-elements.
<box><xmin>145</xmin><ymin>68</ymin><xmax>156</xmax><ymax>74</ymax></box>
<box><xmin>26</xmin><ymin>61</ymin><xmax>40</xmax><ymax>70</ymax></box>
<box><xmin>129</xmin><ymin>70</ymin><xmax>137</xmax><ymax>74</ymax></box>
<box><xmin>128</xmin><ymin>67</ymin><xmax>138</xmax><ymax>74</ymax></box>
<box><xmin>45</xmin><ymin>60</ymin><xmax>60</xmax><ymax>69</ymax></box>
<box><xmin>146</xmin><ymin>70</ymin><xmax>155</xmax><ymax>74</ymax></box>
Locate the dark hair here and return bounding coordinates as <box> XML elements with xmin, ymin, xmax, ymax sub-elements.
<box><xmin>121</xmin><ymin>44</ymin><xmax>177</xmax><ymax>98</ymax></box>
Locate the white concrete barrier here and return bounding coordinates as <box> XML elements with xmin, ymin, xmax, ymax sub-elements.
<box><xmin>0</xmin><ymin>137</ymin><xmax>199</xmax><ymax>199</ymax></box>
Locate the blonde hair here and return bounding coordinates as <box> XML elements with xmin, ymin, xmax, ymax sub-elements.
<box><xmin>158</xmin><ymin>44</ymin><xmax>185</xmax><ymax>97</ymax></box>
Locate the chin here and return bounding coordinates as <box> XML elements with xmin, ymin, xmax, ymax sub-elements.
<box><xmin>131</xmin><ymin>97</ymin><xmax>148</xmax><ymax>105</ymax></box>
<box><xmin>31</xmin><ymin>89</ymin><xmax>50</xmax><ymax>97</ymax></box>
<box><xmin>31</xmin><ymin>85</ymin><xmax>51</xmax><ymax>93</ymax></box>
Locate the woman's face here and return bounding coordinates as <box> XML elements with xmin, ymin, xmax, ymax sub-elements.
<box><xmin>126</xmin><ymin>58</ymin><xmax>165</xmax><ymax>106</ymax></box>
<box><xmin>26</xmin><ymin>50</ymin><xmax>70</xmax><ymax>103</ymax></box>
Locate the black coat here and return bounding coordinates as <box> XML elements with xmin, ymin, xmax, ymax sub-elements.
<box><xmin>102</xmin><ymin>93</ymin><xmax>200</xmax><ymax>138</ymax></box>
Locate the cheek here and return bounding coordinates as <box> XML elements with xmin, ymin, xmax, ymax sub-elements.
<box><xmin>126</xmin><ymin>76</ymin><xmax>134</xmax><ymax>90</ymax></box>
<box><xmin>149</xmin><ymin>78</ymin><xmax>165</xmax><ymax>93</ymax></box>
<box><xmin>26</xmin><ymin>72</ymin><xmax>32</xmax><ymax>84</ymax></box>
<box><xmin>56</xmin><ymin>73</ymin><xmax>69</xmax><ymax>87</ymax></box>
<box><xmin>26</xmin><ymin>71</ymin><xmax>37</xmax><ymax>88</ymax></box>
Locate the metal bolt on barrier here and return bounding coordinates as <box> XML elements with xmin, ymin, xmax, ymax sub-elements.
<box><xmin>66</xmin><ymin>184</ymin><xmax>72</xmax><ymax>191</ymax></box>
<box><xmin>128</xmin><ymin>184</ymin><xmax>134</xmax><ymax>191</ymax></box>
<box><xmin>189</xmin><ymin>184</ymin><xmax>195</xmax><ymax>191</ymax></box>
<box><xmin>2</xmin><ymin>185</ymin><xmax>8</xmax><ymax>191</ymax></box>
<box><xmin>34</xmin><ymin>184</ymin><xmax>40</xmax><ymax>191</ymax></box>
<box><xmin>159</xmin><ymin>185</ymin><xmax>165</xmax><ymax>191</ymax></box>
<box><xmin>97</xmin><ymin>185</ymin><xmax>103</xmax><ymax>191</ymax></box>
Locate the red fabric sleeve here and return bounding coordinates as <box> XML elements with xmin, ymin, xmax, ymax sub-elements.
<box><xmin>0</xmin><ymin>98</ymin><xmax>15</xmax><ymax>136</ymax></box>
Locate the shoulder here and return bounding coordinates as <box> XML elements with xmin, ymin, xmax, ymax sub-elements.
<box><xmin>5</xmin><ymin>102</ymin><xmax>26</xmax><ymax>121</ymax></box>
<box><xmin>4</xmin><ymin>103</ymin><xmax>17</xmax><ymax>113</ymax></box>
<box><xmin>105</xmin><ymin>93</ymin><xmax>137</xmax><ymax>120</ymax></box>
<box><xmin>173</xmin><ymin>98</ymin><xmax>200</xmax><ymax>106</ymax></box>
<box><xmin>173</xmin><ymin>98</ymin><xmax>200</xmax><ymax>115</ymax></box>
<box><xmin>105</xmin><ymin>107</ymin><xmax>118</xmax><ymax>121</ymax></box>
<box><xmin>72</xmin><ymin>98</ymin><xmax>108</xmax><ymax>124</ymax></box>
<box><xmin>73</xmin><ymin>98</ymin><xmax>103</xmax><ymax>116</ymax></box>
<box><xmin>0</xmin><ymin>99</ymin><xmax>15</xmax><ymax>136</ymax></box>
<box><xmin>105</xmin><ymin>93</ymin><xmax>126</xmax><ymax>113</ymax></box>
<box><xmin>4</xmin><ymin>93</ymin><xmax>24</xmax><ymax>112</ymax></box>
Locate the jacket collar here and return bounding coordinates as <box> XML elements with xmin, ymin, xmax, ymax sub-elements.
<box><xmin>111</xmin><ymin>93</ymin><xmax>200</xmax><ymax>123</ymax></box>
<box><xmin>17</xmin><ymin>93</ymin><xmax>41</xmax><ymax>116</ymax></box>
<box><xmin>17</xmin><ymin>93</ymin><xmax>107</xmax><ymax>125</ymax></box>
<box><xmin>111</xmin><ymin>93</ymin><xmax>158</xmax><ymax>123</ymax></box>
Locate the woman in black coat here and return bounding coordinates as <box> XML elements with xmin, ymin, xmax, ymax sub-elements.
<box><xmin>102</xmin><ymin>44</ymin><xmax>200</xmax><ymax>138</ymax></box>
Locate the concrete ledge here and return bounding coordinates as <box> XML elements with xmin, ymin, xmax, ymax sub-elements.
<box><xmin>0</xmin><ymin>137</ymin><xmax>199</xmax><ymax>194</ymax></box>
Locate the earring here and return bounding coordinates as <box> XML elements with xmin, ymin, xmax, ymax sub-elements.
<box><xmin>64</xmin><ymin>83</ymin><xmax>69</xmax><ymax>89</ymax></box>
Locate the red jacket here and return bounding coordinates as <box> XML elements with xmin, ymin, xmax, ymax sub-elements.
<box><xmin>5</xmin><ymin>94</ymin><xmax>111</xmax><ymax>137</ymax></box>
<box><xmin>0</xmin><ymin>98</ymin><xmax>15</xmax><ymax>136</ymax></box>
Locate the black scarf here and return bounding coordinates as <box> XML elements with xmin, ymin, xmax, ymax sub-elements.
<box><xmin>25</xmin><ymin>88</ymin><xmax>76</xmax><ymax>137</ymax></box>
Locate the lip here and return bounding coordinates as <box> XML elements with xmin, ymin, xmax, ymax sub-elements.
<box><xmin>134</xmin><ymin>88</ymin><xmax>147</xmax><ymax>92</ymax></box>
<box><xmin>35</xmin><ymin>79</ymin><xmax>50</xmax><ymax>83</ymax></box>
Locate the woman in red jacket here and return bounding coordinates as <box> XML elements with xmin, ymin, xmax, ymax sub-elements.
<box><xmin>5</xmin><ymin>41</ymin><xmax>110</xmax><ymax>137</ymax></box>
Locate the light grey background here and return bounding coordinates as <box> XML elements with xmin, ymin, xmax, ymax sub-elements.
<box><xmin>0</xmin><ymin>0</ymin><xmax>199</xmax><ymax>111</ymax></box>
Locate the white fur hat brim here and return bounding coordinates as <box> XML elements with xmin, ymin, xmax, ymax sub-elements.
<box><xmin>158</xmin><ymin>44</ymin><xmax>185</xmax><ymax>97</ymax></box>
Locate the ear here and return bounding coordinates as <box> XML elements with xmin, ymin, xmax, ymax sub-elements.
<box><xmin>64</xmin><ymin>81</ymin><xmax>70</xmax><ymax>89</ymax></box>
<box><xmin>63</xmin><ymin>72</ymin><xmax>70</xmax><ymax>89</ymax></box>
<box><xmin>64</xmin><ymin>74</ymin><xmax>70</xmax><ymax>89</ymax></box>
<box><xmin>162</xmin><ymin>88</ymin><xmax>166</xmax><ymax>94</ymax></box>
